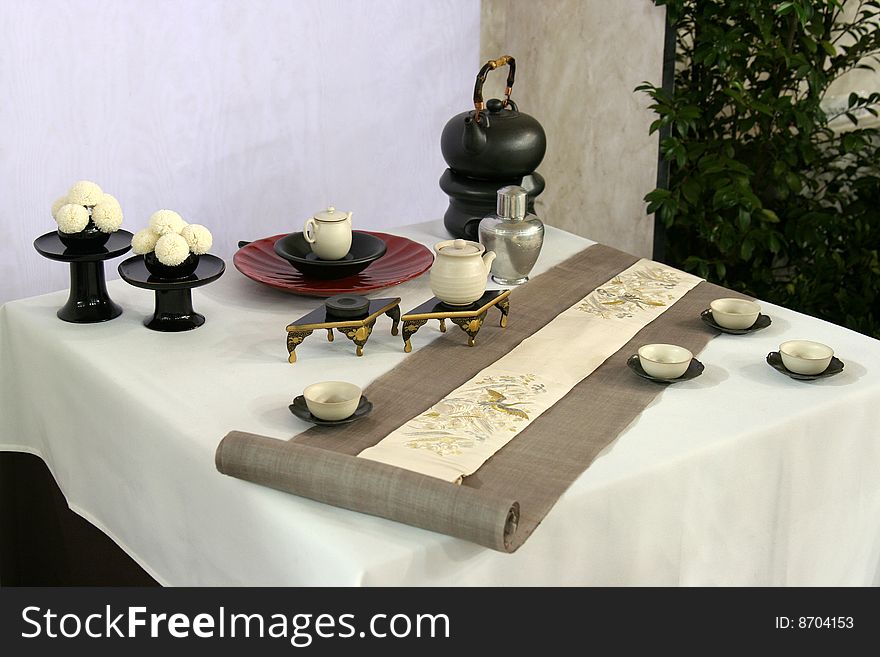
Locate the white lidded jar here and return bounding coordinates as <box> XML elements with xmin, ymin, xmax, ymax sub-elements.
<box><xmin>429</xmin><ymin>239</ymin><xmax>496</xmax><ymax>305</ymax></box>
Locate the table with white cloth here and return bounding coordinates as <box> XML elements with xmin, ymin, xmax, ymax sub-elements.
<box><xmin>2</xmin><ymin>220</ymin><xmax>880</xmax><ymax>586</ymax></box>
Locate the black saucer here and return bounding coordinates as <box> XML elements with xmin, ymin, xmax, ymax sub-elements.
<box><xmin>701</xmin><ymin>309</ymin><xmax>772</xmax><ymax>334</ymax></box>
<box><xmin>273</xmin><ymin>231</ymin><xmax>387</xmax><ymax>279</ymax></box>
<box><xmin>766</xmin><ymin>352</ymin><xmax>845</xmax><ymax>380</ymax></box>
<box><xmin>289</xmin><ymin>395</ymin><xmax>373</xmax><ymax>426</ymax></box>
<box><xmin>34</xmin><ymin>229</ymin><xmax>132</xmax><ymax>262</ymax></box>
<box><xmin>627</xmin><ymin>354</ymin><xmax>704</xmax><ymax>384</ymax></box>
<box><xmin>118</xmin><ymin>254</ymin><xmax>225</xmax><ymax>289</ymax></box>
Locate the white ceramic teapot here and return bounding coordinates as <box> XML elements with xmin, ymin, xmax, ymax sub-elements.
<box><xmin>430</xmin><ymin>239</ymin><xmax>496</xmax><ymax>305</ymax></box>
<box><xmin>303</xmin><ymin>206</ymin><xmax>352</xmax><ymax>260</ymax></box>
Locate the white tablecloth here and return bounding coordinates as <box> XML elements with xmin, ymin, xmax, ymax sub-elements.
<box><xmin>2</xmin><ymin>221</ymin><xmax>880</xmax><ymax>586</ymax></box>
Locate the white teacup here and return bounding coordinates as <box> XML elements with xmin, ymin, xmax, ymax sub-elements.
<box><xmin>303</xmin><ymin>381</ymin><xmax>362</xmax><ymax>421</ymax></box>
<box><xmin>637</xmin><ymin>343</ymin><xmax>693</xmax><ymax>379</ymax></box>
<box><xmin>303</xmin><ymin>206</ymin><xmax>352</xmax><ymax>260</ymax></box>
<box><xmin>779</xmin><ymin>340</ymin><xmax>833</xmax><ymax>375</ymax></box>
<box><xmin>710</xmin><ymin>298</ymin><xmax>761</xmax><ymax>330</ymax></box>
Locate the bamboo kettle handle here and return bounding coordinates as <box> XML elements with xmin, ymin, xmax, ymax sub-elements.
<box><xmin>472</xmin><ymin>55</ymin><xmax>516</xmax><ymax>123</ymax></box>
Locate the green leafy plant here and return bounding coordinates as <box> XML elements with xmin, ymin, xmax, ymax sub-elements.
<box><xmin>639</xmin><ymin>0</ymin><xmax>880</xmax><ymax>337</ymax></box>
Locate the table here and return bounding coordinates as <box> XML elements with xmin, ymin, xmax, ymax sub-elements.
<box><xmin>2</xmin><ymin>221</ymin><xmax>880</xmax><ymax>586</ymax></box>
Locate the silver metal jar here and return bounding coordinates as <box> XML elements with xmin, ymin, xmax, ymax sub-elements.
<box><xmin>478</xmin><ymin>185</ymin><xmax>544</xmax><ymax>285</ymax></box>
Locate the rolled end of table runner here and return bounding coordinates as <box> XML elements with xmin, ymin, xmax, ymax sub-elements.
<box><xmin>215</xmin><ymin>431</ymin><xmax>520</xmax><ymax>552</ymax></box>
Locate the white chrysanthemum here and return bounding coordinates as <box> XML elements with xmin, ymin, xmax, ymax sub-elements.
<box><xmin>54</xmin><ymin>204</ymin><xmax>90</xmax><ymax>233</ymax></box>
<box><xmin>51</xmin><ymin>195</ymin><xmax>69</xmax><ymax>219</ymax></box>
<box><xmin>148</xmin><ymin>209</ymin><xmax>186</xmax><ymax>236</ymax></box>
<box><xmin>91</xmin><ymin>195</ymin><xmax>124</xmax><ymax>233</ymax></box>
<box><xmin>180</xmin><ymin>223</ymin><xmax>213</xmax><ymax>255</ymax></box>
<box><xmin>67</xmin><ymin>180</ymin><xmax>104</xmax><ymax>206</ymax></box>
<box><xmin>154</xmin><ymin>233</ymin><xmax>190</xmax><ymax>266</ymax></box>
<box><xmin>99</xmin><ymin>193</ymin><xmax>122</xmax><ymax>209</ymax></box>
<box><xmin>131</xmin><ymin>228</ymin><xmax>159</xmax><ymax>255</ymax></box>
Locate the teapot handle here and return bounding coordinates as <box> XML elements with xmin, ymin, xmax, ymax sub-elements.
<box><xmin>473</xmin><ymin>55</ymin><xmax>516</xmax><ymax>124</ymax></box>
<box><xmin>303</xmin><ymin>217</ymin><xmax>318</xmax><ymax>244</ymax></box>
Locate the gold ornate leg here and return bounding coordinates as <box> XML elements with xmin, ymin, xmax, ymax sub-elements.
<box><xmin>327</xmin><ymin>328</ymin><xmax>334</xmax><ymax>342</ymax></box>
<box><xmin>439</xmin><ymin>318</ymin><xmax>447</xmax><ymax>333</ymax></box>
<box><xmin>497</xmin><ymin>297</ymin><xmax>510</xmax><ymax>328</ymax></box>
<box><xmin>450</xmin><ymin>312</ymin><xmax>487</xmax><ymax>347</ymax></box>
<box><xmin>385</xmin><ymin>305</ymin><xmax>401</xmax><ymax>336</ymax></box>
<box><xmin>402</xmin><ymin>318</ymin><xmax>428</xmax><ymax>353</ymax></box>
<box><xmin>342</xmin><ymin>320</ymin><xmax>375</xmax><ymax>357</ymax></box>
<box><xmin>286</xmin><ymin>329</ymin><xmax>314</xmax><ymax>363</ymax></box>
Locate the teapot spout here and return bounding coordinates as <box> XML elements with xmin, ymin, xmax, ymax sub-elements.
<box><xmin>462</xmin><ymin>115</ymin><xmax>488</xmax><ymax>154</ymax></box>
<box><xmin>482</xmin><ymin>250</ymin><xmax>496</xmax><ymax>275</ymax></box>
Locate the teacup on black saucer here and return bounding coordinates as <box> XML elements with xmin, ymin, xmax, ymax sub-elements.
<box><xmin>289</xmin><ymin>392</ymin><xmax>373</xmax><ymax>426</ymax></box>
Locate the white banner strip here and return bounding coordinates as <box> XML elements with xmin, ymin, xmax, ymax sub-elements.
<box><xmin>358</xmin><ymin>259</ymin><xmax>702</xmax><ymax>482</ymax></box>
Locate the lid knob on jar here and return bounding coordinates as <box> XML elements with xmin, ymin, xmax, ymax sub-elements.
<box><xmin>496</xmin><ymin>185</ymin><xmax>527</xmax><ymax>221</ymax></box>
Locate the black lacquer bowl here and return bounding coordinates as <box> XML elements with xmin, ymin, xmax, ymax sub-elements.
<box><xmin>273</xmin><ymin>231</ymin><xmax>387</xmax><ymax>280</ymax></box>
<box><xmin>144</xmin><ymin>251</ymin><xmax>200</xmax><ymax>279</ymax></box>
<box><xmin>57</xmin><ymin>220</ymin><xmax>111</xmax><ymax>252</ymax></box>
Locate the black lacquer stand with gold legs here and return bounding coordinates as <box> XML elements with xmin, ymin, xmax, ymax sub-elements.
<box><xmin>401</xmin><ymin>289</ymin><xmax>510</xmax><ymax>352</ymax></box>
<box><xmin>285</xmin><ymin>298</ymin><xmax>401</xmax><ymax>363</ymax></box>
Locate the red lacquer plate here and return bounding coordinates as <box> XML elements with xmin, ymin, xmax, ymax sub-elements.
<box><xmin>233</xmin><ymin>231</ymin><xmax>433</xmax><ymax>297</ymax></box>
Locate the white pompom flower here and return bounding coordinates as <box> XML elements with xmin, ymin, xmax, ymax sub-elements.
<box><xmin>99</xmin><ymin>193</ymin><xmax>122</xmax><ymax>209</ymax></box>
<box><xmin>51</xmin><ymin>195</ymin><xmax>69</xmax><ymax>219</ymax></box>
<box><xmin>148</xmin><ymin>210</ymin><xmax>186</xmax><ymax>236</ymax></box>
<box><xmin>67</xmin><ymin>180</ymin><xmax>104</xmax><ymax>206</ymax></box>
<box><xmin>91</xmin><ymin>194</ymin><xmax>124</xmax><ymax>233</ymax></box>
<box><xmin>55</xmin><ymin>204</ymin><xmax>90</xmax><ymax>234</ymax></box>
<box><xmin>131</xmin><ymin>228</ymin><xmax>160</xmax><ymax>255</ymax></box>
<box><xmin>154</xmin><ymin>233</ymin><xmax>191</xmax><ymax>266</ymax></box>
<box><xmin>180</xmin><ymin>224</ymin><xmax>213</xmax><ymax>255</ymax></box>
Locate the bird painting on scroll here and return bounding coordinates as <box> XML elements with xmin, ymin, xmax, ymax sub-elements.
<box><xmin>577</xmin><ymin>264</ymin><xmax>683</xmax><ymax>319</ymax></box>
<box><xmin>402</xmin><ymin>373</ymin><xmax>549</xmax><ymax>456</ymax></box>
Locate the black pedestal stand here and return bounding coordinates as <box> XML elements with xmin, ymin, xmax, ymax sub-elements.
<box><xmin>118</xmin><ymin>254</ymin><xmax>225</xmax><ymax>332</ymax></box>
<box><xmin>33</xmin><ymin>231</ymin><xmax>133</xmax><ymax>323</ymax></box>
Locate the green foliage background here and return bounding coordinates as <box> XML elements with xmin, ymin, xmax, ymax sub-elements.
<box><xmin>640</xmin><ymin>0</ymin><xmax>880</xmax><ymax>337</ymax></box>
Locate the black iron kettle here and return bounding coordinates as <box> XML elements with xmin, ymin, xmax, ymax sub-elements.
<box><xmin>440</xmin><ymin>56</ymin><xmax>546</xmax><ymax>181</ymax></box>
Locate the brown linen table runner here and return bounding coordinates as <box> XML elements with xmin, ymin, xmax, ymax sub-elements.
<box><xmin>216</xmin><ymin>244</ymin><xmax>747</xmax><ymax>551</ymax></box>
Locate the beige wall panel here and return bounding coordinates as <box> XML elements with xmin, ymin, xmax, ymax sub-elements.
<box><xmin>481</xmin><ymin>0</ymin><xmax>665</xmax><ymax>257</ymax></box>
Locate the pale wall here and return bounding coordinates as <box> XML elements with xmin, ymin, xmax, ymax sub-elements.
<box><xmin>826</xmin><ymin>0</ymin><xmax>880</xmax><ymax>129</ymax></box>
<box><xmin>0</xmin><ymin>0</ymin><xmax>480</xmax><ymax>305</ymax></box>
<box><xmin>481</xmin><ymin>0</ymin><xmax>666</xmax><ymax>257</ymax></box>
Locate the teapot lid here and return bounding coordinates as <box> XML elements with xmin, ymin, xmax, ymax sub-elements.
<box><xmin>313</xmin><ymin>206</ymin><xmax>350</xmax><ymax>222</ymax></box>
<box><xmin>436</xmin><ymin>238</ymin><xmax>484</xmax><ymax>256</ymax></box>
